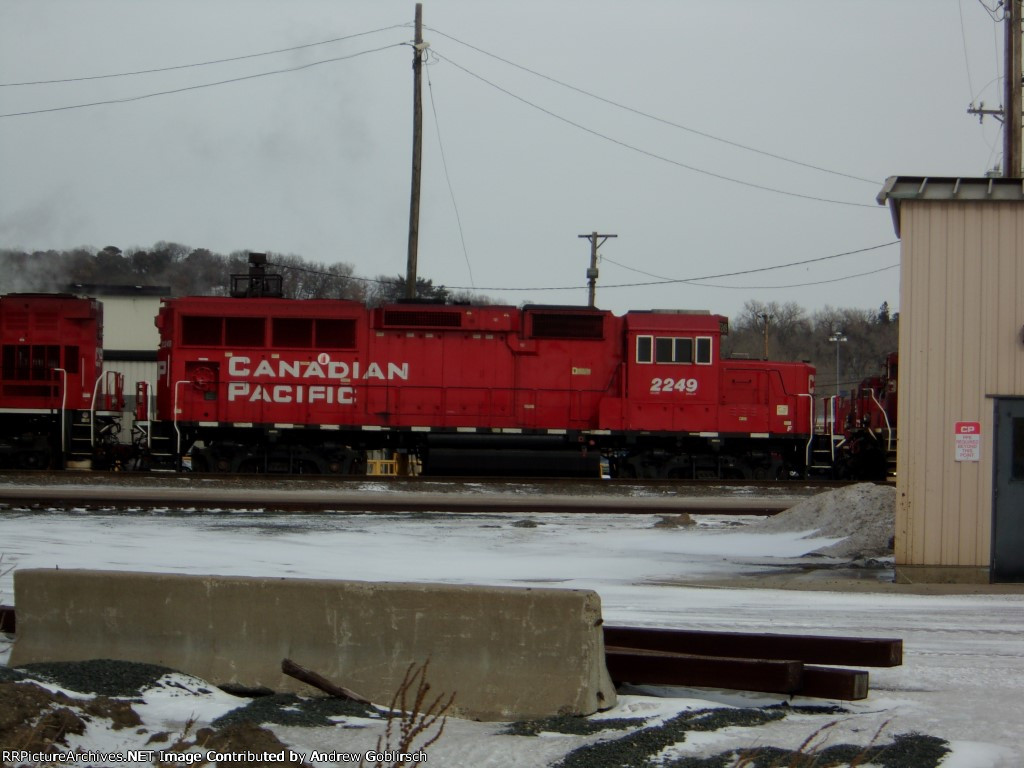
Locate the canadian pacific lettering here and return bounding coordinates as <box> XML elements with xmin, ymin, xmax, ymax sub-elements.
<box><xmin>227</xmin><ymin>356</ymin><xmax>409</xmax><ymax>382</ymax></box>
<box><xmin>225</xmin><ymin>356</ymin><xmax>410</xmax><ymax>404</ymax></box>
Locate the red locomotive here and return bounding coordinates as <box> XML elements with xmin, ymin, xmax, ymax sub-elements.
<box><xmin>141</xmin><ymin>260</ymin><xmax>816</xmax><ymax>478</ymax></box>
<box><xmin>822</xmin><ymin>353</ymin><xmax>897</xmax><ymax>480</ymax></box>
<box><xmin>0</xmin><ymin>294</ymin><xmax>124</xmax><ymax>469</ymax></box>
<box><xmin>1</xmin><ymin>259</ymin><xmax>821</xmax><ymax>478</ymax></box>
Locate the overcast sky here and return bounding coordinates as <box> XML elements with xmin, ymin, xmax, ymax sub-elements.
<box><xmin>0</xmin><ymin>1</ymin><xmax>1007</xmax><ymax>318</ymax></box>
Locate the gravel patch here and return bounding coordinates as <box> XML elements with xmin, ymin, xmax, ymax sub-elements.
<box><xmin>552</xmin><ymin>707</ymin><xmax>950</xmax><ymax>768</ymax></box>
<box><xmin>503</xmin><ymin>714</ymin><xmax>646</xmax><ymax>737</ymax></box>
<box><xmin>553</xmin><ymin>708</ymin><xmax>785</xmax><ymax>768</ymax></box>
<box><xmin>211</xmin><ymin>692</ymin><xmax>377</xmax><ymax>728</ymax></box>
<box><xmin>16</xmin><ymin>659</ymin><xmax>181</xmax><ymax>697</ymax></box>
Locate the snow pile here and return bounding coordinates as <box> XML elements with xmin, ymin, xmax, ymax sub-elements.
<box><xmin>748</xmin><ymin>483</ymin><xmax>895</xmax><ymax>560</ymax></box>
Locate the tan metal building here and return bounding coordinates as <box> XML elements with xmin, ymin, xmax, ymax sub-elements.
<box><xmin>67</xmin><ymin>284</ymin><xmax>170</xmax><ymax>438</ymax></box>
<box><xmin>879</xmin><ymin>176</ymin><xmax>1024</xmax><ymax>583</ymax></box>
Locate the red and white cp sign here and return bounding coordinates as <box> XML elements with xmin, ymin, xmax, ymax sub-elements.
<box><xmin>954</xmin><ymin>421</ymin><xmax>981</xmax><ymax>462</ymax></box>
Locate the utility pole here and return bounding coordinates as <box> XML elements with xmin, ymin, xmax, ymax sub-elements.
<box><xmin>829</xmin><ymin>330</ymin><xmax>847</xmax><ymax>397</ymax></box>
<box><xmin>969</xmin><ymin>0</ymin><xmax>1022</xmax><ymax>175</ymax></box>
<box><xmin>1005</xmin><ymin>0</ymin><xmax>1022</xmax><ymax>176</ymax></box>
<box><xmin>405</xmin><ymin>3</ymin><xmax>425</xmax><ymax>299</ymax></box>
<box><xmin>577</xmin><ymin>231</ymin><xmax>617</xmax><ymax>308</ymax></box>
<box><xmin>757</xmin><ymin>312</ymin><xmax>774</xmax><ymax>359</ymax></box>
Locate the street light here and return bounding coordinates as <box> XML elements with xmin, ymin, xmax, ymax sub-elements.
<box><xmin>828</xmin><ymin>331</ymin><xmax>847</xmax><ymax>396</ymax></box>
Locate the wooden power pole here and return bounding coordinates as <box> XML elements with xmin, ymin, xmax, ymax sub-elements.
<box><xmin>405</xmin><ymin>3</ymin><xmax>425</xmax><ymax>299</ymax></box>
<box><xmin>578</xmin><ymin>231</ymin><xmax>617</xmax><ymax>308</ymax></box>
<box><xmin>1006</xmin><ymin>0</ymin><xmax>1022</xmax><ymax>177</ymax></box>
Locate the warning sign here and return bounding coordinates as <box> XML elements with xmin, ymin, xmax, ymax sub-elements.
<box><xmin>954</xmin><ymin>421</ymin><xmax>981</xmax><ymax>462</ymax></box>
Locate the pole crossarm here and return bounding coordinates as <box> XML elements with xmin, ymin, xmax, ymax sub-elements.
<box><xmin>578</xmin><ymin>231</ymin><xmax>617</xmax><ymax>308</ymax></box>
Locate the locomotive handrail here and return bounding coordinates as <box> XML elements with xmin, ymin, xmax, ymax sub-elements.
<box><xmin>89</xmin><ymin>373</ymin><xmax>102</xmax><ymax>451</ymax></box>
<box><xmin>173</xmin><ymin>379</ymin><xmax>189</xmax><ymax>462</ymax></box>
<box><xmin>798</xmin><ymin>393</ymin><xmax>814</xmax><ymax>471</ymax></box>
<box><xmin>869</xmin><ymin>388</ymin><xmax>894</xmax><ymax>453</ymax></box>
<box><xmin>54</xmin><ymin>368</ymin><xmax>67</xmax><ymax>460</ymax></box>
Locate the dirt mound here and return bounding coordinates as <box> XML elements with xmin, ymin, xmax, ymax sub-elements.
<box><xmin>750</xmin><ymin>483</ymin><xmax>895</xmax><ymax>560</ymax></box>
<box><xmin>159</xmin><ymin>722</ymin><xmax>309</xmax><ymax>767</ymax></box>
<box><xmin>0</xmin><ymin>680</ymin><xmax>140</xmax><ymax>753</ymax></box>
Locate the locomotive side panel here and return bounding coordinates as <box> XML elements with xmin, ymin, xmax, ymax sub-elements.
<box><xmin>157</xmin><ymin>298</ymin><xmax>379</xmax><ymax>426</ymax></box>
<box><xmin>0</xmin><ymin>294</ymin><xmax>107</xmax><ymax>468</ymax></box>
<box><xmin>620</xmin><ymin>311</ymin><xmax>725</xmax><ymax>433</ymax></box>
<box><xmin>0</xmin><ymin>294</ymin><xmax>102</xmax><ymax>412</ymax></box>
<box><xmin>512</xmin><ymin>308</ymin><xmax>622</xmax><ymax>431</ymax></box>
<box><xmin>718</xmin><ymin>361</ymin><xmax>815</xmax><ymax>437</ymax></box>
<box><xmin>367</xmin><ymin>305</ymin><xmax>518</xmax><ymax>428</ymax></box>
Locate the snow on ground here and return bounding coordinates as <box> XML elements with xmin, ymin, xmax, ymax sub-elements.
<box><xmin>1</xmin><ymin>484</ymin><xmax>1022</xmax><ymax>767</ymax></box>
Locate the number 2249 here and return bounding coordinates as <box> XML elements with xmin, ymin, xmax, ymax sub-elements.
<box><xmin>650</xmin><ymin>377</ymin><xmax>698</xmax><ymax>394</ymax></box>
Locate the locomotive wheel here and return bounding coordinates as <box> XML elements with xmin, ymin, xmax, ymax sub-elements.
<box><xmin>18</xmin><ymin>450</ymin><xmax>50</xmax><ymax>470</ymax></box>
<box><xmin>237</xmin><ymin>458</ymin><xmax>263</xmax><ymax>473</ymax></box>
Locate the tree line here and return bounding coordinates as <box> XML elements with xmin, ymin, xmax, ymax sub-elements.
<box><xmin>721</xmin><ymin>299</ymin><xmax>898</xmax><ymax>395</ymax></box>
<box><xmin>0</xmin><ymin>244</ymin><xmax>897</xmax><ymax>392</ymax></box>
<box><xmin>0</xmin><ymin>243</ymin><xmax>480</xmax><ymax>306</ymax></box>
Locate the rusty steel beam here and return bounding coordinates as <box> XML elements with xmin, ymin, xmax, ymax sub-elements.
<box><xmin>800</xmin><ymin>666</ymin><xmax>869</xmax><ymax>701</ymax></box>
<box><xmin>605</xmin><ymin>647</ymin><xmax>871</xmax><ymax>701</ymax></box>
<box><xmin>605</xmin><ymin>646</ymin><xmax>803</xmax><ymax>695</ymax></box>
<box><xmin>604</xmin><ymin>625</ymin><xmax>902</xmax><ymax>667</ymax></box>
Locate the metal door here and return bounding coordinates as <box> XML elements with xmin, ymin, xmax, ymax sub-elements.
<box><xmin>993</xmin><ymin>398</ymin><xmax>1024</xmax><ymax>582</ymax></box>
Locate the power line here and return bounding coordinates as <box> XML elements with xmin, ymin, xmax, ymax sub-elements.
<box><xmin>599</xmin><ymin>241</ymin><xmax>897</xmax><ymax>283</ymax></box>
<box><xmin>960</xmin><ymin>0</ymin><xmax>979</xmax><ymax>101</ymax></box>
<box><xmin>442</xmin><ymin>241</ymin><xmax>901</xmax><ymax>292</ymax></box>
<box><xmin>269</xmin><ymin>241</ymin><xmax>899</xmax><ymax>295</ymax></box>
<box><xmin>270</xmin><ymin>263</ymin><xmax>395</xmax><ymax>287</ymax></box>
<box><xmin>431</xmin><ymin>50</ymin><xmax>881</xmax><ymax>209</ymax></box>
<box><xmin>425</xmin><ymin>25</ymin><xmax>879</xmax><ymax>186</ymax></box>
<box><xmin>603</xmin><ymin>257</ymin><xmax>899</xmax><ymax>290</ymax></box>
<box><xmin>0</xmin><ymin>43</ymin><xmax>406</xmax><ymax>119</ymax></box>
<box><xmin>0</xmin><ymin>24</ymin><xmax>409</xmax><ymax>87</ymax></box>
<box><xmin>977</xmin><ymin>0</ymin><xmax>1006</xmax><ymax>21</ymax></box>
<box><xmin>425</xmin><ymin>54</ymin><xmax>475</xmax><ymax>288</ymax></box>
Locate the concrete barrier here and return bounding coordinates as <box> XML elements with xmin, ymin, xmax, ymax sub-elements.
<box><xmin>9</xmin><ymin>569</ymin><xmax>615</xmax><ymax>721</ymax></box>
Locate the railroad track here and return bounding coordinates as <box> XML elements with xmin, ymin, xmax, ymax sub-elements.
<box><xmin>0</xmin><ymin>471</ymin><xmax>838</xmax><ymax>514</ymax></box>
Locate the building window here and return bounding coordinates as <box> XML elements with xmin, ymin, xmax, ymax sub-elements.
<box><xmin>1013</xmin><ymin>418</ymin><xmax>1024</xmax><ymax>480</ymax></box>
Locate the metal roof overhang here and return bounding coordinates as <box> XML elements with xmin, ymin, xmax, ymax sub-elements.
<box><xmin>877</xmin><ymin>175</ymin><xmax>1024</xmax><ymax>237</ymax></box>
